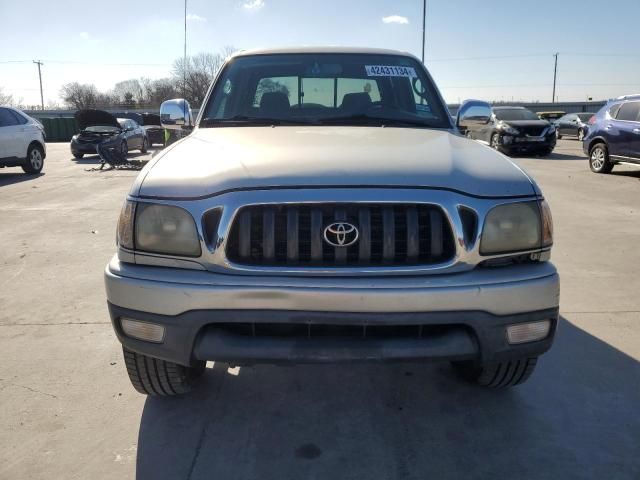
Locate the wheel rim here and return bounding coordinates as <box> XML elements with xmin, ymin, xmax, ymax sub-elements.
<box><xmin>591</xmin><ymin>148</ymin><xmax>605</xmax><ymax>169</ymax></box>
<box><xmin>578</xmin><ymin>129</ymin><xmax>584</xmax><ymax>141</ymax></box>
<box><xmin>491</xmin><ymin>135</ymin><xmax>499</xmax><ymax>149</ymax></box>
<box><xmin>30</xmin><ymin>149</ymin><xmax>42</xmax><ymax>170</ymax></box>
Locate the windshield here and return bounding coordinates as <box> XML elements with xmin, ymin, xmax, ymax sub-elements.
<box><xmin>201</xmin><ymin>53</ymin><xmax>451</xmax><ymax>129</ymax></box>
<box><xmin>494</xmin><ymin>108</ymin><xmax>540</xmax><ymax>121</ymax></box>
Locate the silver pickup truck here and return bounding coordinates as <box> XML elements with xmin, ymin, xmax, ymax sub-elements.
<box><xmin>104</xmin><ymin>47</ymin><xmax>559</xmax><ymax>396</ymax></box>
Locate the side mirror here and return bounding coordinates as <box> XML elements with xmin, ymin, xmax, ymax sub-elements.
<box><xmin>456</xmin><ymin>99</ymin><xmax>492</xmax><ymax>134</ymax></box>
<box><xmin>160</xmin><ymin>98</ymin><xmax>193</xmax><ymax>130</ymax></box>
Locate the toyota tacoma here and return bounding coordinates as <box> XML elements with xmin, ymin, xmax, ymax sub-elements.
<box><xmin>104</xmin><ymin>47</ymin><xmax>559</xmax><ymax>395</ymax></box>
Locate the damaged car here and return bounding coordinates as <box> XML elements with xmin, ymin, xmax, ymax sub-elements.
<box><xmin>70</xmin><ymin>109</ymin><xmax>148</xmax><ymax>159</ymax></box>
<box><xmin>464</xmin><ymin>106</ymin><xmax>556</xmax><ymax>156</ymax></box>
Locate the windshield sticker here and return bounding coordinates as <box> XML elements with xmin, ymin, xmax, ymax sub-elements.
<box><xmin>365</xmin><ymin>65</ymin><xmax>417</xmax><ymax>78</ymax></box>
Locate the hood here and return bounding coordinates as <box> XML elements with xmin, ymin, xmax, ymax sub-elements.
<box><xmin>75</xmin><ymin>109</ymin><xmax>120</xmax><ymax>130</ymax></box>
<box><xmin>500</xmin><ymin>119</ymin><xmax>550</xmax><ymax>128</ymax></box>
<box><xmin>141</xmin><ymin>113</ymin><xmax>161</xmax><ymax>126</ymax></box>
<box><xmin>134</xmin><ymin>127</ymin><xmax>536</xmax><ymax>199</ymax></box>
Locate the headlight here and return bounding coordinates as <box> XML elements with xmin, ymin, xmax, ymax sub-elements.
<box><xmin>116</xmin><ymin>201</ymin><xmax>136</xmax><ymax>249</ymax></box>
<box><xmin>135</xmin><ymin>203</ymin><xmax>201</xmax><ymax>257</ymax></box>
<box><xmin>498</xmin><ymin>122</ymin><xmax>519</xmax><ymax>135</ymax></box>
<box><xmin>480</xmin><ymin>201</ymin><xmax>552</xmax><ymax>255</ymax></box>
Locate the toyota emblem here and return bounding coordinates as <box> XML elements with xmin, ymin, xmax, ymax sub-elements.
<box><xmin>323</xmin><ymin>222</ymin><xmax>359</xmax><ymax>247</ymax></box>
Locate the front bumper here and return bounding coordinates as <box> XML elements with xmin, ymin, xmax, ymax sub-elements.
<box><xmin>500</xmin><ymin>134</ymin><xmax>556</xmax><ymax>154</ymax></box>
<box><xmin>70</xmin><ymin>140</ymin><xmax>99</xmax><ymax>154</ymax></box>
<box><xmin>105</xmin><ymin>257</ymin><xmax>560</xmax><ymax>366</ymax></box>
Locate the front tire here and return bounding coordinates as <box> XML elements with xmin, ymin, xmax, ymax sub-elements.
<box><xmin>589</xmin><ymin>143</ymin><xmax>613</xmax><ymax>173</ymax></box>
<box><xmin>120</xmin><ymin>140</ymin><xmax>128</xmax><ymax>158</ymax></box>
<box><xmin>73</xmin><ymin>152</ymin><xmax>84</xmax><ymax>159</ymax></box>
<box><xmin>452</xmin><ymin>357</ymin><xmax>538</xmax><ymax>388</ymax></box>
<box><xmin>556</xmin><ymin>130</ymin><xmax>562</xmax><ymax>140</ymax></box>
<box><xmin>22</xmin><ymin>144</ymin><xmax>44</xmax><ymax>174</ymax></box>
<box><xmin>122</xmin><ymin>347</ymin><xmax>205</xmax><ymax>396</ymax></box>
<box><xmin>577</xmin><ymin>128</ymin><xmax>585</xmax><ymax>141</ymax></box>
<box><xmin>140</xmin><ymin>137</ymin><xmax>148</xmax><ymax>153</ymax></box>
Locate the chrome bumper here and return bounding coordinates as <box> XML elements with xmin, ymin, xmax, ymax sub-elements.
<box><xmin>105</xmin><ymin>256</ymin><xmax>559</xmax><ymax>316</ymax></box>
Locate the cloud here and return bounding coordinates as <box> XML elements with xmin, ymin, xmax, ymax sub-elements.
<box><xmin>79</xmin><ymin>32</ymin><xmax>90</xmax><ymax>40</ymax></box>
<box><xmin>186</xmin><ymin>13</ymin><xmax>207</xmax><ymax>22</ymax></box>
<box><xmin>242</xmin><ymin>0</ymin><xmax>265</xmax><ymax>10</ymax></box>
<box><xmin>382</xmin><ymin>15</ymin><xmax>409</xmax><ymax>25</ymax></box>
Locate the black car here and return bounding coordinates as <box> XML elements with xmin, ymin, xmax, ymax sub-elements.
<box><xmin>114</xmin><ymin>112</ymin><xmax>165</xmax><ymax>147</ymax></box>
<box><xmin>70</xmin><ymin>109</ymin><xmax>148</xmax><ymax>159</ymax></box>
<box><xmin>554</xmin><ymin>112</ymin><xmax>594</xmax><ymax>141</ymax></box>
<box><xmin>464</xmin><ymin>105</ymin><xmax>556</xmax><ymax>156</ymax></box>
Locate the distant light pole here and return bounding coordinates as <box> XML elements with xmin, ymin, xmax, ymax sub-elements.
<box><xmin>33</xmin><ymin>60</ymin><xmax>44</xmax><ymax>110</ymax></box>
<box><xmin>552</xmin><ymin>52</ymin><xmax>558</xmax><ymax>103</ymax></box>
<box><xmin>421</xmin><ymin>0</ymin><xmax>426</xmax><ymax>63</ymax></box>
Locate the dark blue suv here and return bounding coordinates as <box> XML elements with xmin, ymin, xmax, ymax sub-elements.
<box><xmin>583</xmin><ymin>95</ymin><xmax>640</xmax><ymax>173</ymax></box>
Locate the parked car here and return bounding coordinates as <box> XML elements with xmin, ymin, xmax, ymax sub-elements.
<box><xmin>554</xmin><ymin>112</ymin><xmax>594</xmax><ymax>140</ymax></box>
<box><xmin>140</xmin><ymin>113</ymin><xmax>165</xmax><ymax>147</ymax></box>
<box><xmin>583</xmin><ymin>94</ymin><xmax>640</xmax><ymax>173</ymax></box>
<box><xmin>537</xmin><ymin>111</ymin><xmax>565</xmax><ymax>122</ymax></box>
<box><xmin>0</xmin><ymin>106</ymin><xmax>46</xmax><ymax>174</ymax></box>
<box><xmin>105</xmin><ymin>47</ymin><xmax>558</xmax><ymax>396</ymax></box>
<box><xmin>114</xmin><ymin>112</ymin><xmax>165</xmax><ymax>147</ymax></box>
<box><xmin>464</xmin><ymin>105</ymin><xmax>556</xmax><ymax>156</ymax></box>
<box><xmin>70</xmin><ymin>109</ymin><xmax>148</xmax><ymax>159</ymax></box>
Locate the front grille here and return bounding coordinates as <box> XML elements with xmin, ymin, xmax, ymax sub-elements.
<box><xmin>226</xmin><ymin>203</ymin><xmax>455</xmax><ymax>267</ymax></box>
<box><xmin>520</xmin><ymin>126</ymin><xmax>546</xmax><ymax>136</ymax></box>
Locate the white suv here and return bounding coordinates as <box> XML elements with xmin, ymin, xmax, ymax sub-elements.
<box><xmin>0</xmin><ymin>106</ymin><xmax>46</xmax><ymax>174</ymax></box>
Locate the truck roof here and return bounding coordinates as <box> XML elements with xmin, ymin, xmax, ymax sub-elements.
<box><xmin>231</xmin><ymin>46</ymin><xmax>417</xmax><ymax>59</ymax></box>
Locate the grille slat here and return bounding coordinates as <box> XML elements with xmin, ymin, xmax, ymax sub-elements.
<box><xmin>406</xmin><ymin>206</ymin><xmax>419</xmax><ymax>261</ymax></box>
<box><xmin>382</xmin><ymin>207</ymin><xmax>395</xmax><ymax>262</ymax></box>
<box><xmin>238</xmin><ymin>210</ymin><xmax>251</xmax><ymax>258</ymax></box>
<box><xmin>262</xmin><ymin>208</ymin><xmax>275</xmax><ymax>261</ymax></box>
<box><xmin>286</xmin><ymin>208</ymin><xmax>299</xmax><ymax>262</ymax></box>
<box><xmin>430</xmin><ymin>209</ymin><xmax>443</xmax><ymax>258</ymax></box>
<box><xmin>310</xmin><ymin>208</ymin><xmax>323</xmax><ymax>261</ymax></box>
<box><xmin>227</xmin><ymin>203</ymin><xmax>454</xmax><ymax>268</ymax></box>
<box><xmin>358</xmin><ymin>208</ymin><xmax>371</xmax><ymax>263</ymax></box>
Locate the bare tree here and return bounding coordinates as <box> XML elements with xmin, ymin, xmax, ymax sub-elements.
<box><xmin>0</xmin><ymin>87</ymin><xmax>14</xmax><ymax>106</ymax></box>
<box><xmin>172</xmin><ymin>47</ymin><xmax>237</xmax><ymax>107</ymax></box>
<box><xmin>60</xmin><ymin>82</ymin><xmax>100</xmax><ymax>109</ymax></box>
<box><xmin>113</xmin><ymin>79</ymin><xmax>145</xmax><ymax>106</ymax></box>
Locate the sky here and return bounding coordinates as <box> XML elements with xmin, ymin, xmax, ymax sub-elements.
<box><xmin>1</xmin><ymin>0</ymin><xmax>639</xmax><ymax>107</ymax></box>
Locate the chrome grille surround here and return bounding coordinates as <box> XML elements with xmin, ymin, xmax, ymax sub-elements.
<box><xmin>121</xmin><ymin>188</ymin><xmax>548</xmax><ymax>277</ymax></box>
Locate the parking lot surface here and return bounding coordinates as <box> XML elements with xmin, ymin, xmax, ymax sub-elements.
<box><xmin>1</xmin><ymin>140</ymin><xmax>639</xmax><ymax>479</ymax></box>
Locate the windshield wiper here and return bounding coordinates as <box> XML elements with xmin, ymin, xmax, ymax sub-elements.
<box><xmin>200</xmin><ymin>116</ymin><xmax>317</xmax><ymax>127</ymax></box>
<box><xmin>317</xmin><ymin>113</ymin><xmax>438</xmax><ymax>128</ymax></box>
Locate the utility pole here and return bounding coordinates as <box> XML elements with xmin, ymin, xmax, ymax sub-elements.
<box><xmin>552</xmin><ymin>52</ymin><xmax>558</xmax><ymax>103</ymax></box>
<box><xmin>33</xmin><ymin>60</ymin><xmax>44</xmax><ymax>110</ymax></box>
<box><xmin>184</xmin><ymin>0</ymin><xmax>187</xmax><ymax>99</ymax></box>
<box><xmin>421</xmin><ymin>0</ymin><xmax>426</xmax><ymax>63</ymax></box>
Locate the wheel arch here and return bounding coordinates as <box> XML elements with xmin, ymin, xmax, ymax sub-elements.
<box><xmin>587</xmin><ymin>136</ymin><xmax>608</xmax><ymax>154</ymax></box>
<box><xmin>27</xmin><ymin>140</ymin><xmax>46</xmax><ymax>159</ymax></box>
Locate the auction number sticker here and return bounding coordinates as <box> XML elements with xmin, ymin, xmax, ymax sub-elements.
<box><xmin>365</xmin><ymin>65</ymin><xmax>417</xmax><ymax>78</ymax></box>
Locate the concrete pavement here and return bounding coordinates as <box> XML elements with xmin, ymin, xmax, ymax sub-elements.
<box><xmin>0</xmin><ymin>141</ymin><xmax>638</xmax><ymax>479</ymax></box>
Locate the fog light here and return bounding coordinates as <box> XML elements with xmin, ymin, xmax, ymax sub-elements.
<box><xmin>121</xmin><ymin>318</ymin><xmax>165</xmax><ymax>343</ymax></box>
<box><xmin>506</xmin><ymin>320</ymin><xmax>551</xmax><ymax>344</ymax></box>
